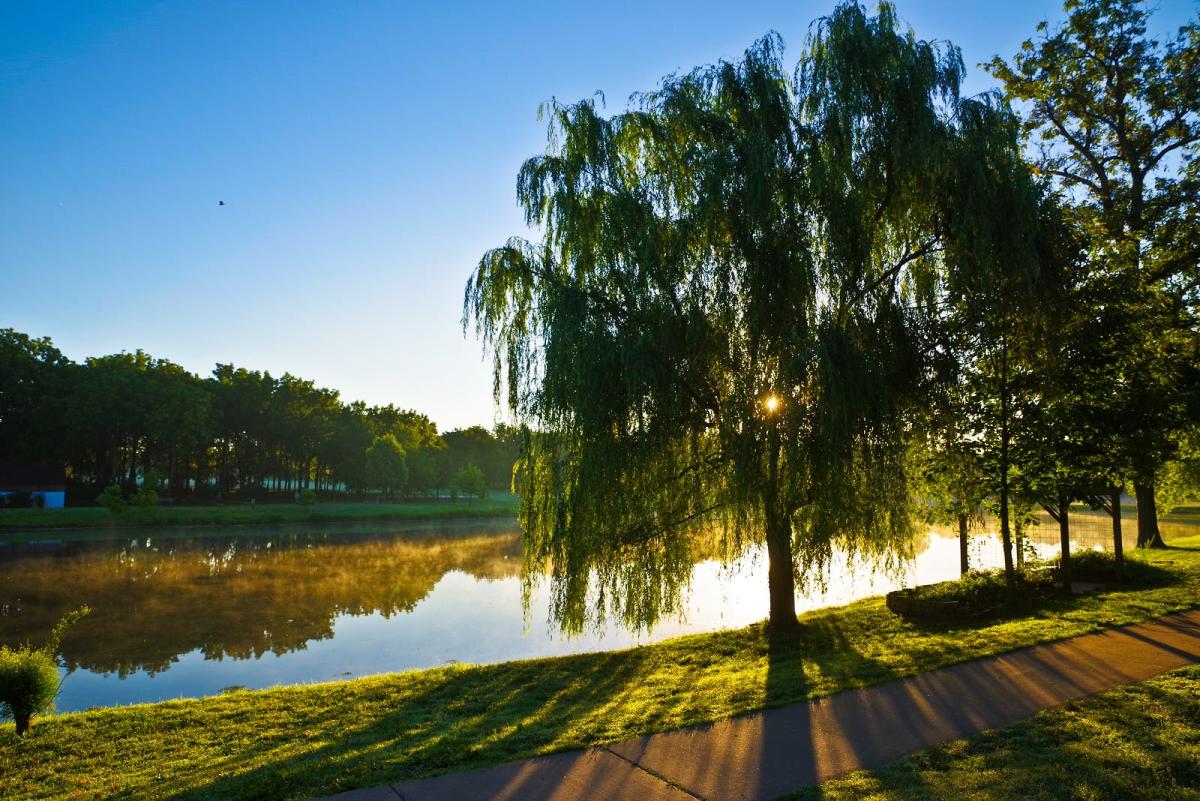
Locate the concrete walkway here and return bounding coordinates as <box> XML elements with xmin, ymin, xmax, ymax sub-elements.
<box><xmin>324</xmin><ymin>610</ymin><xmax>1200</xmax><ymax>801</ymax></box>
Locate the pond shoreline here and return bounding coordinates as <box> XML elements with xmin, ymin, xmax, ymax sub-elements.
<box><xmin>0</xmin><ymin>495</ymin><xmax>520</xmax><ymax>534</ymax></box>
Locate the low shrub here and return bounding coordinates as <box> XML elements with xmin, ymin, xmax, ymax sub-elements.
<box><xmin>1052</xmin><ymin>549</ymin><xmax>1171</xmax><ymax>586</ymax></box>
<box><xmin>1061</xmin><ymin>548</ymin><xmax>1112</xmax><ymax>570</ymax></box>
<box><xmin>95</xmin><ymin>484</ymin><xmax>126</xmax><ymax>513</ymax></box>
<box><xmin>897</xmin><ymin>563</ymin><xmax>1056</xmax><ymax>618</ymax></box>
<box><xmin>0</xmin><ymin>606</ymin><xmax>88</xmax><ymax>736</ymax></box>
<box><xmin>297</xmin><ymin>488</ymin><xmax>318</xmax><ymax>507</ymax></box>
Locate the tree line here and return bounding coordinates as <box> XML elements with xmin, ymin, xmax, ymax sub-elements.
<box><xmin>466</xmin><ymin>0</ymin><xmax>1199</xmax><ymax>632</ymax></box>
<box><xmin>0</xmin><ymin>331</ymin><xmax>520</xmax><ymax>503</ymax></box>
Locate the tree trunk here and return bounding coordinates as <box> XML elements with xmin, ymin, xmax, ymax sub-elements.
<box><xmin>14</xmin><ymin>711</ymin><xmax>30</xmax><ymax>736</ymax></box>
<box><xmin>764</xmin><ymin>421</ymin><xmax>798</xmax><ymax>634</ymax></box>
<box><xmin>1058</xmin><ymin>489</ymin><xmax>1072</xmax><ymax>594</ymax></box>
<box><xmin>1134</xmin><ymin>479</ymin><xmax>1167</xmax><ymax>548</ymax></box>
<box><xmin>765</xmin><ymin>510</ymin><xmax>799</xmax><ymax>633</ymax></box>
<box><xmin>998</xmin><ymin>343</ymin><xmax>1016</xmax><ymax>597</ymax></box>
<box><xmin>1015</xmin><ymin>517</ymin><xmax>1025</xmax><ymax>568</ymax></box>
<box><xmin>1110</xmin><ymin>487</ymin><xmax>1125</xmax><ymax>580</ymax></box>
<box><xmin>957</xmin><ymin>513</ymin><xmax>969</xmax><ymax>575</ymax></box>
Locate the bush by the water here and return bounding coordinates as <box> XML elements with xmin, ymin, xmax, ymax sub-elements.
<box><xmin>96</xmin><ymin>483</ymin><xmax>126</xmax><ymax>513</ymax></box>
<box><xmin>909</xmin><ymin>566</ymin><xmax>1054</xmax><ymax>611</ymax></box>
<box><xmin>0</xmin><ymin>606</ymin><xmax>88</xmax><ymax>736</ymax></box>
<box><xmin>1054</xmin><ymin>549</ymin><xmax>1170</xmax><ymax>586</ymax></box>
<box><xmin>297</xmin><ymin>488</ymin><xmax>318</xmax><ymax>507</ymax></box>
<box><xmin>902</xmin><ymin>553</ymin><xmax>1166</xmax><ymax>623</ymax></box>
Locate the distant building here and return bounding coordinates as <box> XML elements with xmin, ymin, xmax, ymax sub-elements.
<box><xmin>0</xmin><ymin>464</ymin><xmax>67</xmax><ymax>509</ymax></box>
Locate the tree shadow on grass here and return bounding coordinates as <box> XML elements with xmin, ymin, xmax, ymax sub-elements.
<box><xmin>157</xmin><ymin>647</ymin><xmax>654</xmax><ymax>800</ymax></box>
<box><xmin>152</xmin><ymin>611</ymin><xmax>914</xmax><ymax>801</ymax></box>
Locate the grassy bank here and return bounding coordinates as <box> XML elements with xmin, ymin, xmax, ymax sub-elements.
<box><xmin>0</xmin><ymin>494</ymin><xmax>519</xmax><ymax>532</ymax></box>
<box><xmin>790</xmin><ymin>664</ymin><xmax>1200</xmax><ymax>800</ymax></box>
<box><xmin>1</xmin><ymin>532</ymin><xmax>1197</xmax><ymax>800</ymax></box>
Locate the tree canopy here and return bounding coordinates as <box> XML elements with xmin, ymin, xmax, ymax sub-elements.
<box><xmin>988</xmin><ymin>0</ymin><xmax>1200</xmax><ymax>546</ymax></box>
<box><xmin>0</xmin><ymin>328</ymin><xmax>517</xmax><ymax>503</ymax></box>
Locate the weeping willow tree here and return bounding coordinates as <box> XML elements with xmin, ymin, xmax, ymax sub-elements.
<box><xmin>466</xmin><ymin>2</ymin><xmax>1031</xmax><ymax>633</ymax></box>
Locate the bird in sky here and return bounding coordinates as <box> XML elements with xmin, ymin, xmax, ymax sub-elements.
<box><xmin>218</xmin><ymin>200</ymin><xmax>225</xmax><ymax>206</ymax></box>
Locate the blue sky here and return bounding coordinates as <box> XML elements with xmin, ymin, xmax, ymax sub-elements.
<box><xmin>1</xmin><ymin>0</ymin><xmax>1192</xmax><ymax>430</ymax></box>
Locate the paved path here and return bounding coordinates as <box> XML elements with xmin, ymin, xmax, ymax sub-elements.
<box><xmin>323</xmin><ymin>610</ymin><xmax>1200</xmax><ymax>801</ymax></box>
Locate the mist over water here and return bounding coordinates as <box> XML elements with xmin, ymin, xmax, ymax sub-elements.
<box><xmin>1</xmin><ymin>511</ymin><xmax>1190</xmax><ymax>712</ymax></box>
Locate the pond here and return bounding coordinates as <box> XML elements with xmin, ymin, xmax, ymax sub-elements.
<box><xmin>0</xmin><ymin>510</ymin><xmax>1191</xmax><ymax>712</ymax></box>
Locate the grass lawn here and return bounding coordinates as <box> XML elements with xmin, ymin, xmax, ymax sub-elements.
<box><xmin>1</xmin><ymin>531</ymin><xmax>1197</xmax><ymax>800</ymax></box>
<box><xmin>0</xmin><ymin>494</ymin><xmax>518</xmax><ymax>532</ymax></box>
<box><xmin>789</xmin><ymin>664</ymin><xmax>1200</xmax><ymax>801</ymax></box>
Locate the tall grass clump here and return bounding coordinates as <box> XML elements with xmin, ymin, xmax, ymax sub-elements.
<box><xmin>0</xmin><ymin>606</ymin><xmax>88</xmax><ymax>736</ymax></box>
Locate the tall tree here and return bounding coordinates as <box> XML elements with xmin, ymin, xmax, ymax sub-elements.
<box><xmin>467</xmin><ymin>3</ymin><xmax>1036</xmax><ymax>632</ymax></box>
<box><xmin>988</xmin><ymin>0</ymin><xmax>1200</xmax><ymax>547</ymax></box>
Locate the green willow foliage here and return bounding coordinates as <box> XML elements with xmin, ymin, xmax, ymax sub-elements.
<box><xmin>466</xmin><ymin>2</ymin><xmax>1042</xmax><ymax>632</ymax></box>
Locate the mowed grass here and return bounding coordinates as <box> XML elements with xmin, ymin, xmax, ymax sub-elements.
<box><xmin>0</xmin><ymin>494</ymin><xmax>519</xmax><ymax>532</ymax></box>
<box><xmin>789</xmin><ymin>664</ymin><xmax>1200</xmax><ymax>801</ymax></box>
<box><xmin>1</xmin><ymin>532</ymin><xmax>1197</xmax><ymax>800</ymax></box>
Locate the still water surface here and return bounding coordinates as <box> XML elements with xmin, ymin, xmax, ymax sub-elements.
<box><xmin>0</xmin><ymin>511</ymin><xmax>1190</xmax><ymax>712</ymax></box>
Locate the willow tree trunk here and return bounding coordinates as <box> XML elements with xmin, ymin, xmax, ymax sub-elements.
<box><xmin>765</xmin><ymin>423</ymin><xmax>798</xmax><ymax>634</ymax></box>
<box><xmin>1111</xmin><ymin>488</ymin><xmax>1125</xmax><ymax>580</ymax></box>
<box><xmin>1057</xmin><ymin>490</ymin><xmax>1072</xmax><ymax>594</ymax></box>
<box><xmin>1134</xmin><ymin>480</ymin><xmax>1167</xmax><ymax>548</ymax></box>
<box><xmin>765</xmin><ymin>511</ymin><xmax>799</xmax><ymax>633</ymax></box>
<box><xmin>957</xmin><ymin>513</ymin><xmax>969</xmax><ymax>575</ymax></box>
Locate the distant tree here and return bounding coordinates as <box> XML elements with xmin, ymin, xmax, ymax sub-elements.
<box><xmin>917</xmin><ymin>381</ymin><xmax>989</xmax><ymax>576</ymax></box>
<box><xmin>0</xmin><ymin>329</ymin><xmax>71</xmax><ymax>466</ymax></box>
<box><xmin>365</xmin><ymin>434</ymin><xmax>408</xmax><ymax>500</ymax></box>
<box><xmin>405</xmin><ymin>447</ymin><xmax>437</xmax><ymax>496</ymax></box>
<box><xmin>1157</xmin><ymin>428</ymin><xmax>1200</xmax><ymax>514</ymax></box>
<box><xmin>988</xmin><ymin>0</ymin><xmax>1200</xmax><ymax>547</ymax></box>
<box><xmin>450</xmin><ymin>464</ymin><xmax>488</xmax><ymax>500</ymax></box>
<box><xmin>443</xmin><ymin>425</ymin><xmax>522</xmax><ymax>489</ymax></box>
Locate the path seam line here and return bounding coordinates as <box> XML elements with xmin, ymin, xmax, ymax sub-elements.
<box><xmin>598</xmin><ymin>744</ymin><xmax>710</xmax><ymax>801</ymax></box>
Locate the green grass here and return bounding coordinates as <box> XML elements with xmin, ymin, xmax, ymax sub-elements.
<box><xmin>0</xmin><ymin>494</ymin><xmax>519</xmax><ymax>532</ymax></box>
<box><xmin>1</xmin><ymin>532</ymin><xmax>1197</xmax><ymax>800</ymax></box>
<box><xmin>789</xmin><ymin>664</ymin><xmax>1200</xmax><ymax>801</ymax></box>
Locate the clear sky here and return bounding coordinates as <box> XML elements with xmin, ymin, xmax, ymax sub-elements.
<box><xmin>1</xmin><ymin>0</ymin><xmax>1192</xmax><ymax>431</ymax></box>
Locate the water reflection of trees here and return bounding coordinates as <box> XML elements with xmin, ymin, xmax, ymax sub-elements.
<box><xmin>0</xmin><ymin>525</ymin><xmax>522</xmax><ymax>676</ymax></box>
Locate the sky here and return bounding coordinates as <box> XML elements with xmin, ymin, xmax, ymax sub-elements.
<box><xmin>1</xmin><ymin>0</ymin><xmax>1193</xmax><ymax>432</ymax></box>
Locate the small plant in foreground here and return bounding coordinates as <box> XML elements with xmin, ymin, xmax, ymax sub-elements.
<box><xmin>297</xmin><ymin>488</ymin><xmax>318</xmax><ymax>507</ymax></box>
<box><xmin>0</xmin><ymin>606</ymin><xmax>89</xmax><ymax>736</ymax></box>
